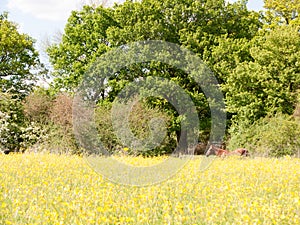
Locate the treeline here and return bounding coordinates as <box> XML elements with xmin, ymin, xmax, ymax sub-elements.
<box><xmin>1</xmin><ymin>0</ymin><xmax>300</xmax><ymax>156</ymax></box>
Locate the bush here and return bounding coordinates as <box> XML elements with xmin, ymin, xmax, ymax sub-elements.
<box><xmin>49</xmin><ymin>93</ymin><xmax>73</xmax><ymax>127</ymax></box>
<box><xmin>23</xmin><ymin>88</ymin><xmax>53</xmax><ymax>123</ymax></box>
<box><xmin>47</xmin><ymin>93</ymin><xmax>79</xmax><ymax>154</ymax></box>
<box><xmin>0</xmin><ymin>91</ymin><xmax>26</xmax><ymax>152</ymax></box>
<box><xmin>95</xmin><ymin>99</ymin><xmax>176</xmax><ymax>156</ymax></box>
<box><xmin>228</xmin><ymin>113</ymin><xmax>300</xmax><ymax>157</ymax></box>
<box><xmin>35</xmin><ymin>123</ymin><xmax>79</xmax><ymax>155</ymax></box>
<box><xmin>23</xmin><ymin>90</ymin><xmax>79</xmax><ymax>154</ymax></box>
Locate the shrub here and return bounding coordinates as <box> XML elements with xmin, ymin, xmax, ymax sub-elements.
<box><xmin>95</xmin><ymin>99</ymin><xmax>176</xmax><ymax>156</ymax></box>
<box><xmin>228</xmin><ymin>113</ymin><xmax>300</xmax><ymax>157</ymax></box>
<box><xmin>47</xmin><ymin>93</ymin><xmax>79</xmax><ymax>154</ymax></box>
<box><xmin>23</xmin><ymin>88</ymin><xmax>52</xmax><ymax>123</ymax></box>
<box><xmin>0</xmin><ymin>91</ymin><xmax>25</xmax><ymax>152</ymax></box>
<box><xmin>36</xmin><ymin>123</ymin><xmax>79</xmax><ymax>155</ymax></box>
<box><xmin>49</xmin><ymin>93</ymin><xmax>73</xmax><ymax>127</ymax></box>
<box><xmin>23</xmin><ymin>90</ymin><xmax>79</xmax><ymax>154</ymax></box>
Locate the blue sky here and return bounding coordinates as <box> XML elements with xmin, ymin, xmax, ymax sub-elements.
<box><xmin>0</xmin><ymin>0</ymin><xmax>264</xmax><ymax>53</ymax></box>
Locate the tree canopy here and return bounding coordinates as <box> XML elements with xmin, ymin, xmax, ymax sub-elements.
<box><xmin>0</xmin><ymin>12</ymin><xmax>41</xmax><ymax>96</ymax></box>
<box><xmin>47</xmin><ymin>0</ymin><xmax>261</xmax><ymax>91</ymax></box>
<box><xmin>264</xmin><ymin>0</ymin><xmax>300</xmax><ymax>25</ymax></box>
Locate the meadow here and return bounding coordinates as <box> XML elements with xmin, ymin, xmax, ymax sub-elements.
<box><xmin>0</xmin><ymin>154</ymin><xmax>299</xmax><ymax>224</ymax></box>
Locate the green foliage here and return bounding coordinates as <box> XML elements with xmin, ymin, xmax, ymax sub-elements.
<box><xmin>95</xmin><ymin>99</ymin><xmax>176</xmax><ymax>156</ymax></box>
<box><xmin>205</xmin><ymin>35</ymin><xmax>254</xmax><ymax>96</ymax></box>
<box><xmin>47</xmin><ymin>6</ymin><xmax>116</xmax><ymax>91</ymax></box>
<box><xmin>94</xmin><ymin>102</ymin><xmax>119</xmax><ymax>153</ymax></box>
<box><xmin>47</xmin><ymin>0</ymin><xmax>260</xmax><ymax>149</ymax></box>
<box><xmin>35</xmin><ymin>123</ymin><xmax>80</xmax><ymax>155</ymax></box>
<box><xmin>228</xmin><ymin>113</ymin><xmax>300</xmax><ymax>157</ymax></box>
<box><xmin>47</xmin><ymin>0</ymin><xmax>261</xmax><ymax>93</ymax></box>
<box><xmin>44</xmin><ymin>0</ymin><xmax>300</xmax><ymax>155</ymax></box>
<box><xmin>263</xmin><ymin>0</ymin><xmax>300</xmax><ymax>25</ymax></box>
<box><xmin>0</xmin><ymin>12</ymin><xmax>42</xmax><ymax>97</ymax></box>
<box><xmin>180</xmin><ymin>0</ymin><xmax>261</xmax><ymax>55</ymax></box>
<box><xmin>3</xmin><ymin>1</ymin><xmax>300</xmax><ymax>156</ymax></box>
<box><xmin>223</xmin><ymin>25</ymin><xmax>300</xmax><ymax>125</ymax></box>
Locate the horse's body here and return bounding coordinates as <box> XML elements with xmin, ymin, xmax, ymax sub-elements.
<box><xmin>230</xmin><ymin>148</ymin><xmax>249</xmax><ymax>157</ymax></box>
<box><xmin>205</xmin><ymin>145</ymin><xmax>249</xmax><ymax>157</ymax></box>
<box><xmin>205</xmin><ymin>145</ymin><xmax>229</xmax><ymax>157</ymax></box>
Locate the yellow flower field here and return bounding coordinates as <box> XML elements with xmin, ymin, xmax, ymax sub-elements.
<box><xmin>0</xmin><ymin>154</ymin><xmax>299</xmax><ymax>224</ymax></box>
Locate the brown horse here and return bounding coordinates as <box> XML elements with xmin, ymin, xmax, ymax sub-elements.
<box><xmin>205</xmin><ymin>145</ymin><xmax>249</xmax><ymax>157</ymax></box>
<box><xmin>230</xmin><ymin>148</ymin><xmax>250</xmax><ymax>157</ymax></box>
<box><xmin>205</xmin><ymin>145</ymin><xmax>229</xmax><ymax>157</ymax></box>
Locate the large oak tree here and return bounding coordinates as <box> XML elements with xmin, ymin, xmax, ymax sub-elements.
<box><xmin>47</xmin><ymin>0</ymin><xmax>261</xmax><ymax>150</ymax></box>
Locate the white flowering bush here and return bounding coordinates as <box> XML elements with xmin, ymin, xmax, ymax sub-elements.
<box><xmin>0</xmin><ymin>111</ymin><xmax>10</xmax><ymax>150</ymax></box>
<box><xmin>0</xmin><ymin>91</ymin><xmax>44</xmax><ymax>152</ymax></box>
<box><xmin>0</xmin><ymin>92</ymin><xmax>24</xmax><ymax>152</ymax></box>
<box><xmin>20</xmin><ymin>122</ymin><xmax>47</xmax><ymax>149</ymax></box>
